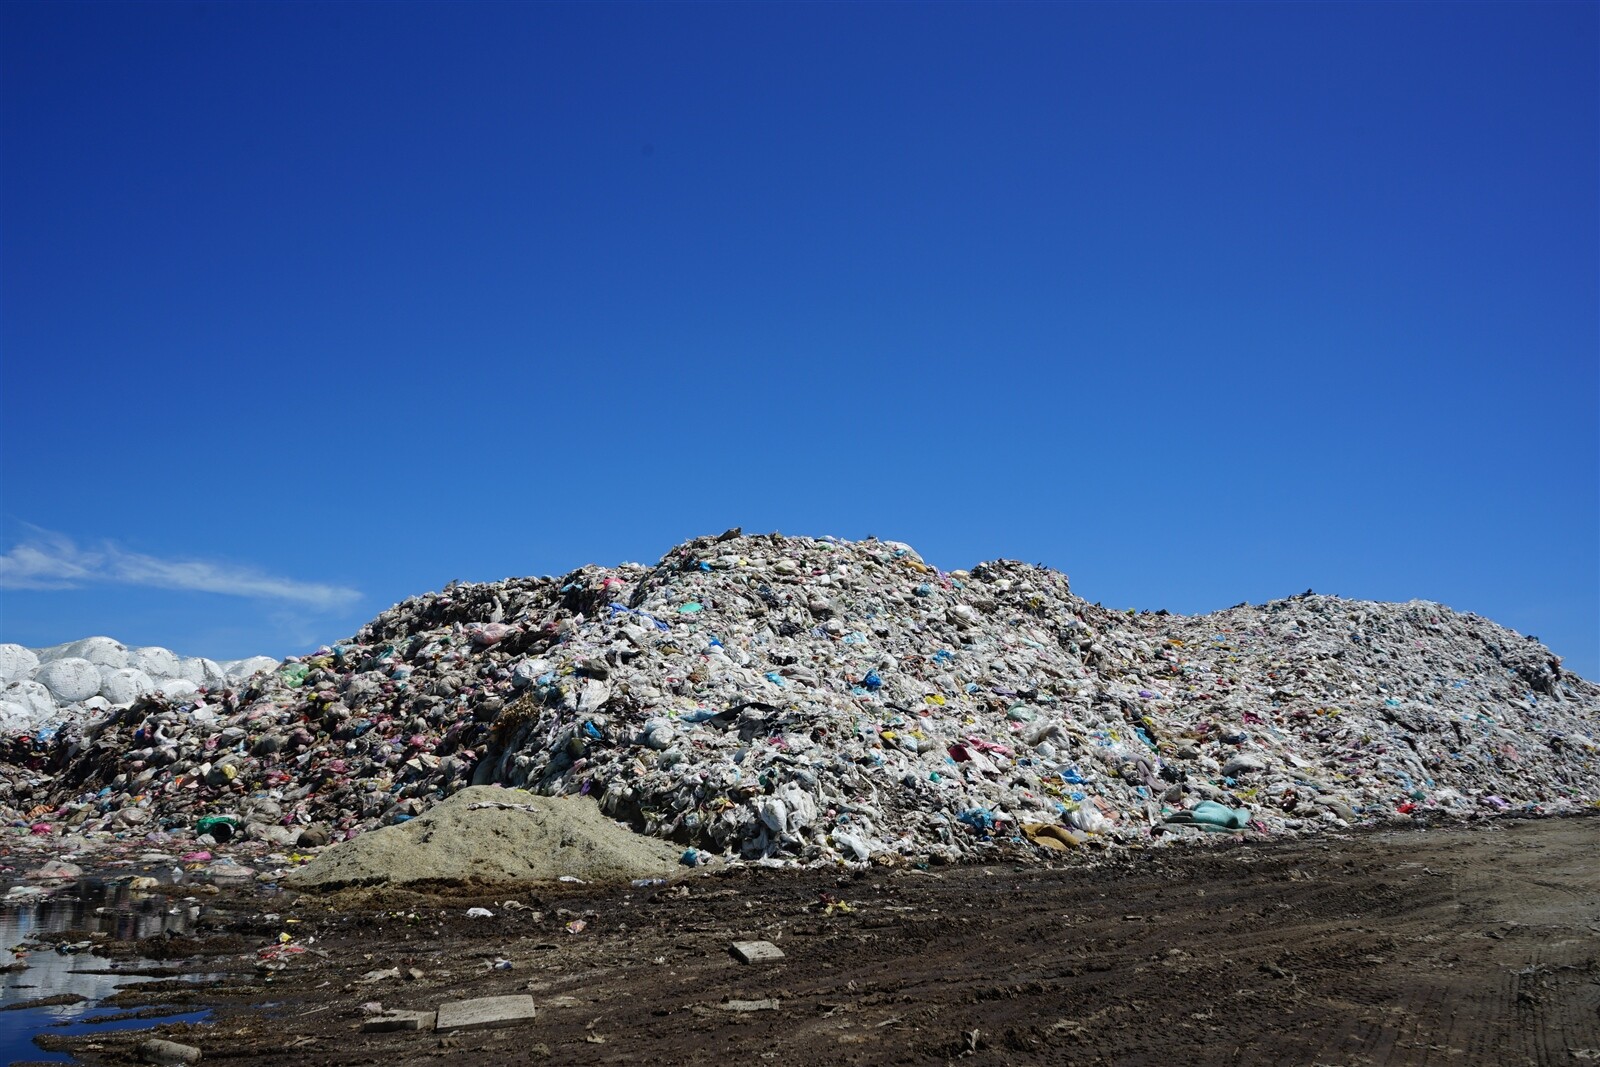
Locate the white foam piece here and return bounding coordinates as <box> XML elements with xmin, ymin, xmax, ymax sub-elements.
<box><xmin>34</xmin><ymin>657</ymin><xmax>104</xmax><ymax>703</ymax></box>
<box><xmin>0</xmin><ymin>643</ymin><xmax>39</xmax><ymax>683</ymax></box>
<box><xmin>99</xmin><ymin>666</ymin><xmax>155</xmax><ymax>706</ymax></box>
<box><xmin>130</xmin><ymin>646</ymin><xmax>181</xmax><ymax>679</ymax></box>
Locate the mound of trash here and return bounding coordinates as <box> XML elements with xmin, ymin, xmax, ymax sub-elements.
<box><xmin>0</xmin><ymin>637</ymin><xmax>276</xmax><ymax>736</ymax></box>
<box><xmin>282</xmin><ymin>785</ymin><xmax>684</xmax><ymax>889</ymax></box>
<box><xmin>3</xmin><ymin>531</ymin><xmax>1597</xmax><ymax>866</ymax></box>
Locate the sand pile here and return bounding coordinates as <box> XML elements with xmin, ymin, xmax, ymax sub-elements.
<box><xmin>281</xmin><ymin>785</ymin><xmax>683</xmax><ymax>889</ymax></box>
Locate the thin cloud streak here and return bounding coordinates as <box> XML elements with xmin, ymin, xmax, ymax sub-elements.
<box><xmin>0</xmin><ymin>528</ymin><xmax>361</xmax><ymax>610</ymax></box>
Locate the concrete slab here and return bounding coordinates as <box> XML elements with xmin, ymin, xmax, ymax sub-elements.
<box><xmin>724</xmin><ymin>998</ymin><xmax>781</xmax><ymax>1012</ymax></box>
<box><xmin>361</xmin><ymin>1010</ymin><xmax>436</xmax><ymax>1033</ymax></box>
<box><xmin>435</xmin><ymin>994</ymin><xmax>538</xmax><ymax>1032</ymax></box>
<box><xmin>730</xmin><ymin>940</ymin><xmax>786</xmax><ymax>964</ymax></box>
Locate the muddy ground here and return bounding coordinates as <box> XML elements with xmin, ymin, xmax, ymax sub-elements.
<box><xmin>24</xmin><ymin>814</ymin><xmax>1600</xmax><ymax>1066</ymax></box>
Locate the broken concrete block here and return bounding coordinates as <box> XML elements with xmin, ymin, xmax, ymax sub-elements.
<box><xmin>362</xmin><ymin>1010</ymin><xmax>436</xmax><ymax>1033</ymax></box>
<box><xmin>730</xmin><ymin>940</ymin><xmax>785</xmax><ymax>963</ymax></box>
<box><xmin>435</xmin><ymin>994</ymin><xmax>537</xmax><ymax>1032</ymax></box>
<box><xmin>723</xmin><ymin>998</ymin><xmax>781</xmax><ymax>1011</ymax></box>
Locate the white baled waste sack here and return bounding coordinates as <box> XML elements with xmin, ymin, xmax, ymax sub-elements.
<box><xmin>98</xmin><ymin>667</ymin><xmax>154</xmax><ymax>706</ymax></box>
<box><xmin>0</xmin><ymin>644</ymin><xmax>41</xmax><ymax>683</ymax></box>
<box><xmin>35</xmin><ymin>658</ymin><xmax>103</xmax><ymax>703</ymax></box>
<box><xmin>0</xmin><ymin>636</ymin><xmax>278</xmax><ymax>735</ymax></box>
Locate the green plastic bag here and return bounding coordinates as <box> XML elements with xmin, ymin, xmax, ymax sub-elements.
<box><xmin>1190</xmin><ymin>800</ymin><xmax>1250</xmax><ymax>829</ymax></box>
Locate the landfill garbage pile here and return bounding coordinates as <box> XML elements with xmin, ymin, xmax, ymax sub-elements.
<box><xmin>2</xmin><ymin>532</ymin><xmax>1596</xmax><ymax>869</ymax></box>
<box><xmin>0</xmin><ymin>636</ymin><xmax>276</xmax><ymax>736</ymax></box>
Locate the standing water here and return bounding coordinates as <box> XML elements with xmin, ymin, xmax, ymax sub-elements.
<box><xmin>2</xmin><ymin>881</ymin><xmax>214</xmax><ymax>1064</ymax></box>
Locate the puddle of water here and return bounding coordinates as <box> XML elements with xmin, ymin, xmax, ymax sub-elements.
<box><xmin>2</xmin><ymin>880</ymin><xmax>218</xmax><ymax>1064</ymax></box>
<box><xmin>4</xmin><ymin>1006</ymin><xmax>214</xmax><ymax>1064</ymax></box>
<box><xmin>59</xmin><ymin>1007</ymin><xmax>212</xmax><ymax>1031</ymax></box>
<box><xmin>2</xmin><ymin>1011</ymin><xmax>77</xmax><ymax>1065</ymax></box>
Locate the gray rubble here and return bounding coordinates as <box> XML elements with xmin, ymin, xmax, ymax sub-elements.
<box><xmin>1</xmin><ymin>532</ymin><xmax>1595</xmax><ymax>870</ymax></box>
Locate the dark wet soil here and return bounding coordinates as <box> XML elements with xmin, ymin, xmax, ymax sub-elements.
<box><xmin>27</xmin><ymin>814</ymin><xmax>1600</xmax><ymax>1066</ymax></box>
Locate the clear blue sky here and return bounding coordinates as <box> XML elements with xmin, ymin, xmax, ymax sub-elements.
<box><xmin>2</xmin><ymin>1</ymin><xmax>1596</xmax><ymax>678</ymax></box>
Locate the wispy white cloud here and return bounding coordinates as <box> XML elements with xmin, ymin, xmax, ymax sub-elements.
<box><xmin>0</xmin><ymin>530</ymin><xmax>101</xmax><ymax>589</ymax></box>
<box><xmin>0</xmin><ymin>528</ymin><xmax>361</xmax><ymax>610</ymax></box>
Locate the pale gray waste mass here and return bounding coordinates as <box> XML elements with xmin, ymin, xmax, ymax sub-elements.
<box><xmin>0</xmin><ymin>636</ymin><xmax>275</xmax><ymax>735</ymax></box>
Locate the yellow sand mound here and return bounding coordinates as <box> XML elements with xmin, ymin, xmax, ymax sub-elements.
<box><xmin>282</xmin><ymin>786</ymin><xmax>683</xmax><ymax>889</ymax></box>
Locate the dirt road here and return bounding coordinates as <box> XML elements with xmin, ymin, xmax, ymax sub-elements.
<box><xmin>33</xmin><ymin>815</ymin><xmax>1600</xmax><ymax>1066</ymax></box>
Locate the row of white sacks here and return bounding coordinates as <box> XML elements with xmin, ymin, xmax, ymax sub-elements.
<box><xmin>0</xmin><ymin>636</ymin><xmax>277</xmax><ymax>735</ymax></box>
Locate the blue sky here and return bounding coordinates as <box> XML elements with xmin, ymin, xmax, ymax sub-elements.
<box><xmin>1</xmin><ymin>1</ymin><xmax>1595</xmax><ymax>678</ymax></box>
